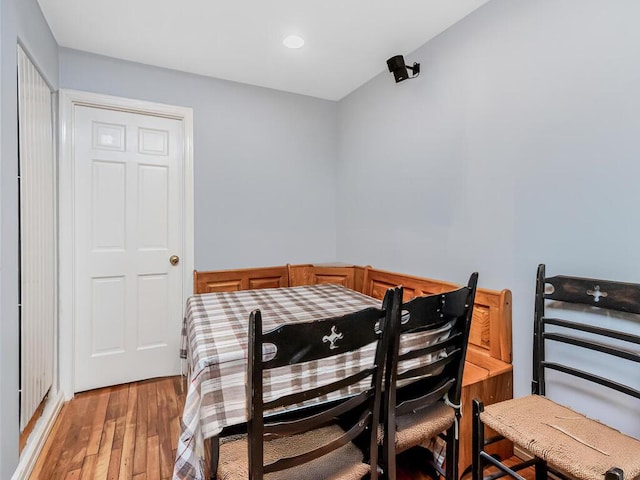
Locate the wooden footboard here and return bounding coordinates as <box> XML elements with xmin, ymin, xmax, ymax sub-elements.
<box><xmin>192</xmin><ymin>263</ymin><xmax>513</xmax><ymax>474</ymax></box>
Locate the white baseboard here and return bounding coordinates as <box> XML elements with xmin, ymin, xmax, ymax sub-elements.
<box><xmin>12</xmin><ymin>393</ymin><xmax>64</xmax><ymax>480</ymax></box>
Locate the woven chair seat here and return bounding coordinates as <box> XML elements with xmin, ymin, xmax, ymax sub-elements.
<box><xmin>378</xmin><ymin>401</ymin><xmax>455</xmax><ymax>454</ymax></box>
<box><xmin>217</xmin><ymin>424</ymin><xmax>371</xmax><ymax>480</ymax></box>
<box><xmin>480</xmin><ymin>395</ymin><xmax>640</xmax><ymax>480</ymax></box>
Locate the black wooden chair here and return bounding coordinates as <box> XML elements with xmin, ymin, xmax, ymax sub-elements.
<box><xmin>216</xmin><ymin>287</ymin><xmax>402</xmax><ymax>480</ymax></box>
<box><xmin>472</xmin><ymin>264</ymin><xmax>640</xmax><ymax>480</ymax></box>
<box><xmin>382</xmin><ymin>273</ymin><xmax>478</xmax><ymax>480</ymax></box>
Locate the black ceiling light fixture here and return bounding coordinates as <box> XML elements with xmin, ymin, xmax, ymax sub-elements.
<box><xmin>386</xmin><ymin>55</ymin><xmax>420</xmax><ymax>83</ymax></box>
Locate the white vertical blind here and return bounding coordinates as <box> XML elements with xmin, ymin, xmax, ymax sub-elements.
<box><xmin>18</xmin><ymin>46</ymin><xmax>56</xmax><ymax>431</ymax></box>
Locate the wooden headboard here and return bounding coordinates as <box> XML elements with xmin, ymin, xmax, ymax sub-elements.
<box><xmin>193</xmin><ymin>263</ymin><xmax>512</xmax><ymax>368</ymax></box>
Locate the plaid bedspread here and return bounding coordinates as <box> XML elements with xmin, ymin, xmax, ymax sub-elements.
<box><xmin>173</xmin><ymin>284</ymin><xmax>381</xmax><ymax>480</ymax></box>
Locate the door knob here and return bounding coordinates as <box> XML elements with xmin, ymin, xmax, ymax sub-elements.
<box><xmin>169</xmin><ymin>255</ymin><xmax>180</xmax><ymax>266</ymax></box>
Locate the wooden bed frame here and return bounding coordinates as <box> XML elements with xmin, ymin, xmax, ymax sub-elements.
<box><xmin>193</xmin><ymin>263</ymin><xmax>513</xmax><ymax>474</ymax></box>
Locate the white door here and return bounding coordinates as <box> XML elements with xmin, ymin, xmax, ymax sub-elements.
<box><xmin>74</xmin><ymin>105</ymin><xmax>184</xmax><ymax>392</ymax></box>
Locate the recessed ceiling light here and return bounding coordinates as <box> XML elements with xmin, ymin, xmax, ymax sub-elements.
<box><xmin>283</xmin><ymin>35</ymin><xmax>304</xmax><ymax>49</ymax></box>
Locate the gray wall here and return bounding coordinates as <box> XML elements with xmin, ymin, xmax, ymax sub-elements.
<box><xmin>0</xmin><ymin>0</ymin><xmax>58</xmax><ymax>476</ymax></box>
<box><xmin>337</xmin><ymin>0</ymin><xmax>640</xmax><ymax>437</ymax></box>
<box><xmin>59</xmin><ymin>48</ymin><xmax>339</xmax><ymax>270</ymax></box>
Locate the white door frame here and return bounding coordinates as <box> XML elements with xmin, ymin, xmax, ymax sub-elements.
<box><xmin>58</xmin><ymin>89</ymin><xmax>194</xmax><ymax>399</ymax></box>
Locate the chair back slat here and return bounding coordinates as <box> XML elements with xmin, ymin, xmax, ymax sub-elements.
<box><xmin>544</xmin><ymin>317</ymin><xmax>640</xmax><ymax>345</ymax></box>
<box><xmin>263</xmin><ymin>369</ymin><xmax>373</xmax><ymax>410</ymax></box>
<box><xmin>544</xmin><ymin>274</ymin><xmax>640</xmax><ymax>314</ymax></box>
<box><xmin>264</xmin><ymin>413</ymin><xmax>369</xmax><ymax>474</ymax></box>
<box><xmin>542</xmin><ymin>362</ymin><xmax>640</xmax><ymax>399</ymax></box>
<box><xmin>261</xmin><ymin>307</ymin><xmax>383</xmax><ymax>368</ymax></box>
<box><xmin>396</xmin><ymin>378</ymin><xmax>456</xmax><ymax>417</ymax></box>
<box><xmin>396</xmin><ymin>349</ymin><xmax>462</xmax><ymax>383</ymax></box>
<box><xmin>543</xmin><ymin>332</ymin><xmax>640</xmax><ymax>362</ymax></box>
<box><xmin>264</xmin><ymin>390</ymin><xmax>372</xmax><ymax>437</ymax></box>
<box><xmin>398</xmin><ymin>332</ymin><xmax>464</xmax><ymax>362</ymax></box>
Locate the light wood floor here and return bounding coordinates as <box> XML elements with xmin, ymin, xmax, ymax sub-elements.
<box><xmin>30</xmin><ymin>376</ymin><xmax>184</xmax><ymax>480</ymax></box>
<box><xmin>29</xmin><ymin>376</ymin><xmax>533</xmax><ymax>480</ymax></box>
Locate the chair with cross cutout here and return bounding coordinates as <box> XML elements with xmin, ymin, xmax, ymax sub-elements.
<box><xmin>215</xmin><ymin>287</ymin><xmax>402</xmax><ymax>480</ymax></box>
<box><xmin>472</xmin><ymin>264</ymin><xmax>640</xmax><ymax>480</ymax></box>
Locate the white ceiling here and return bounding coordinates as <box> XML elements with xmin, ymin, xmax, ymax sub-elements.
<box><xmin>38</xmin><ymin>0</ymin><xmax>489</xmax><ymax>101</ymax></box>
